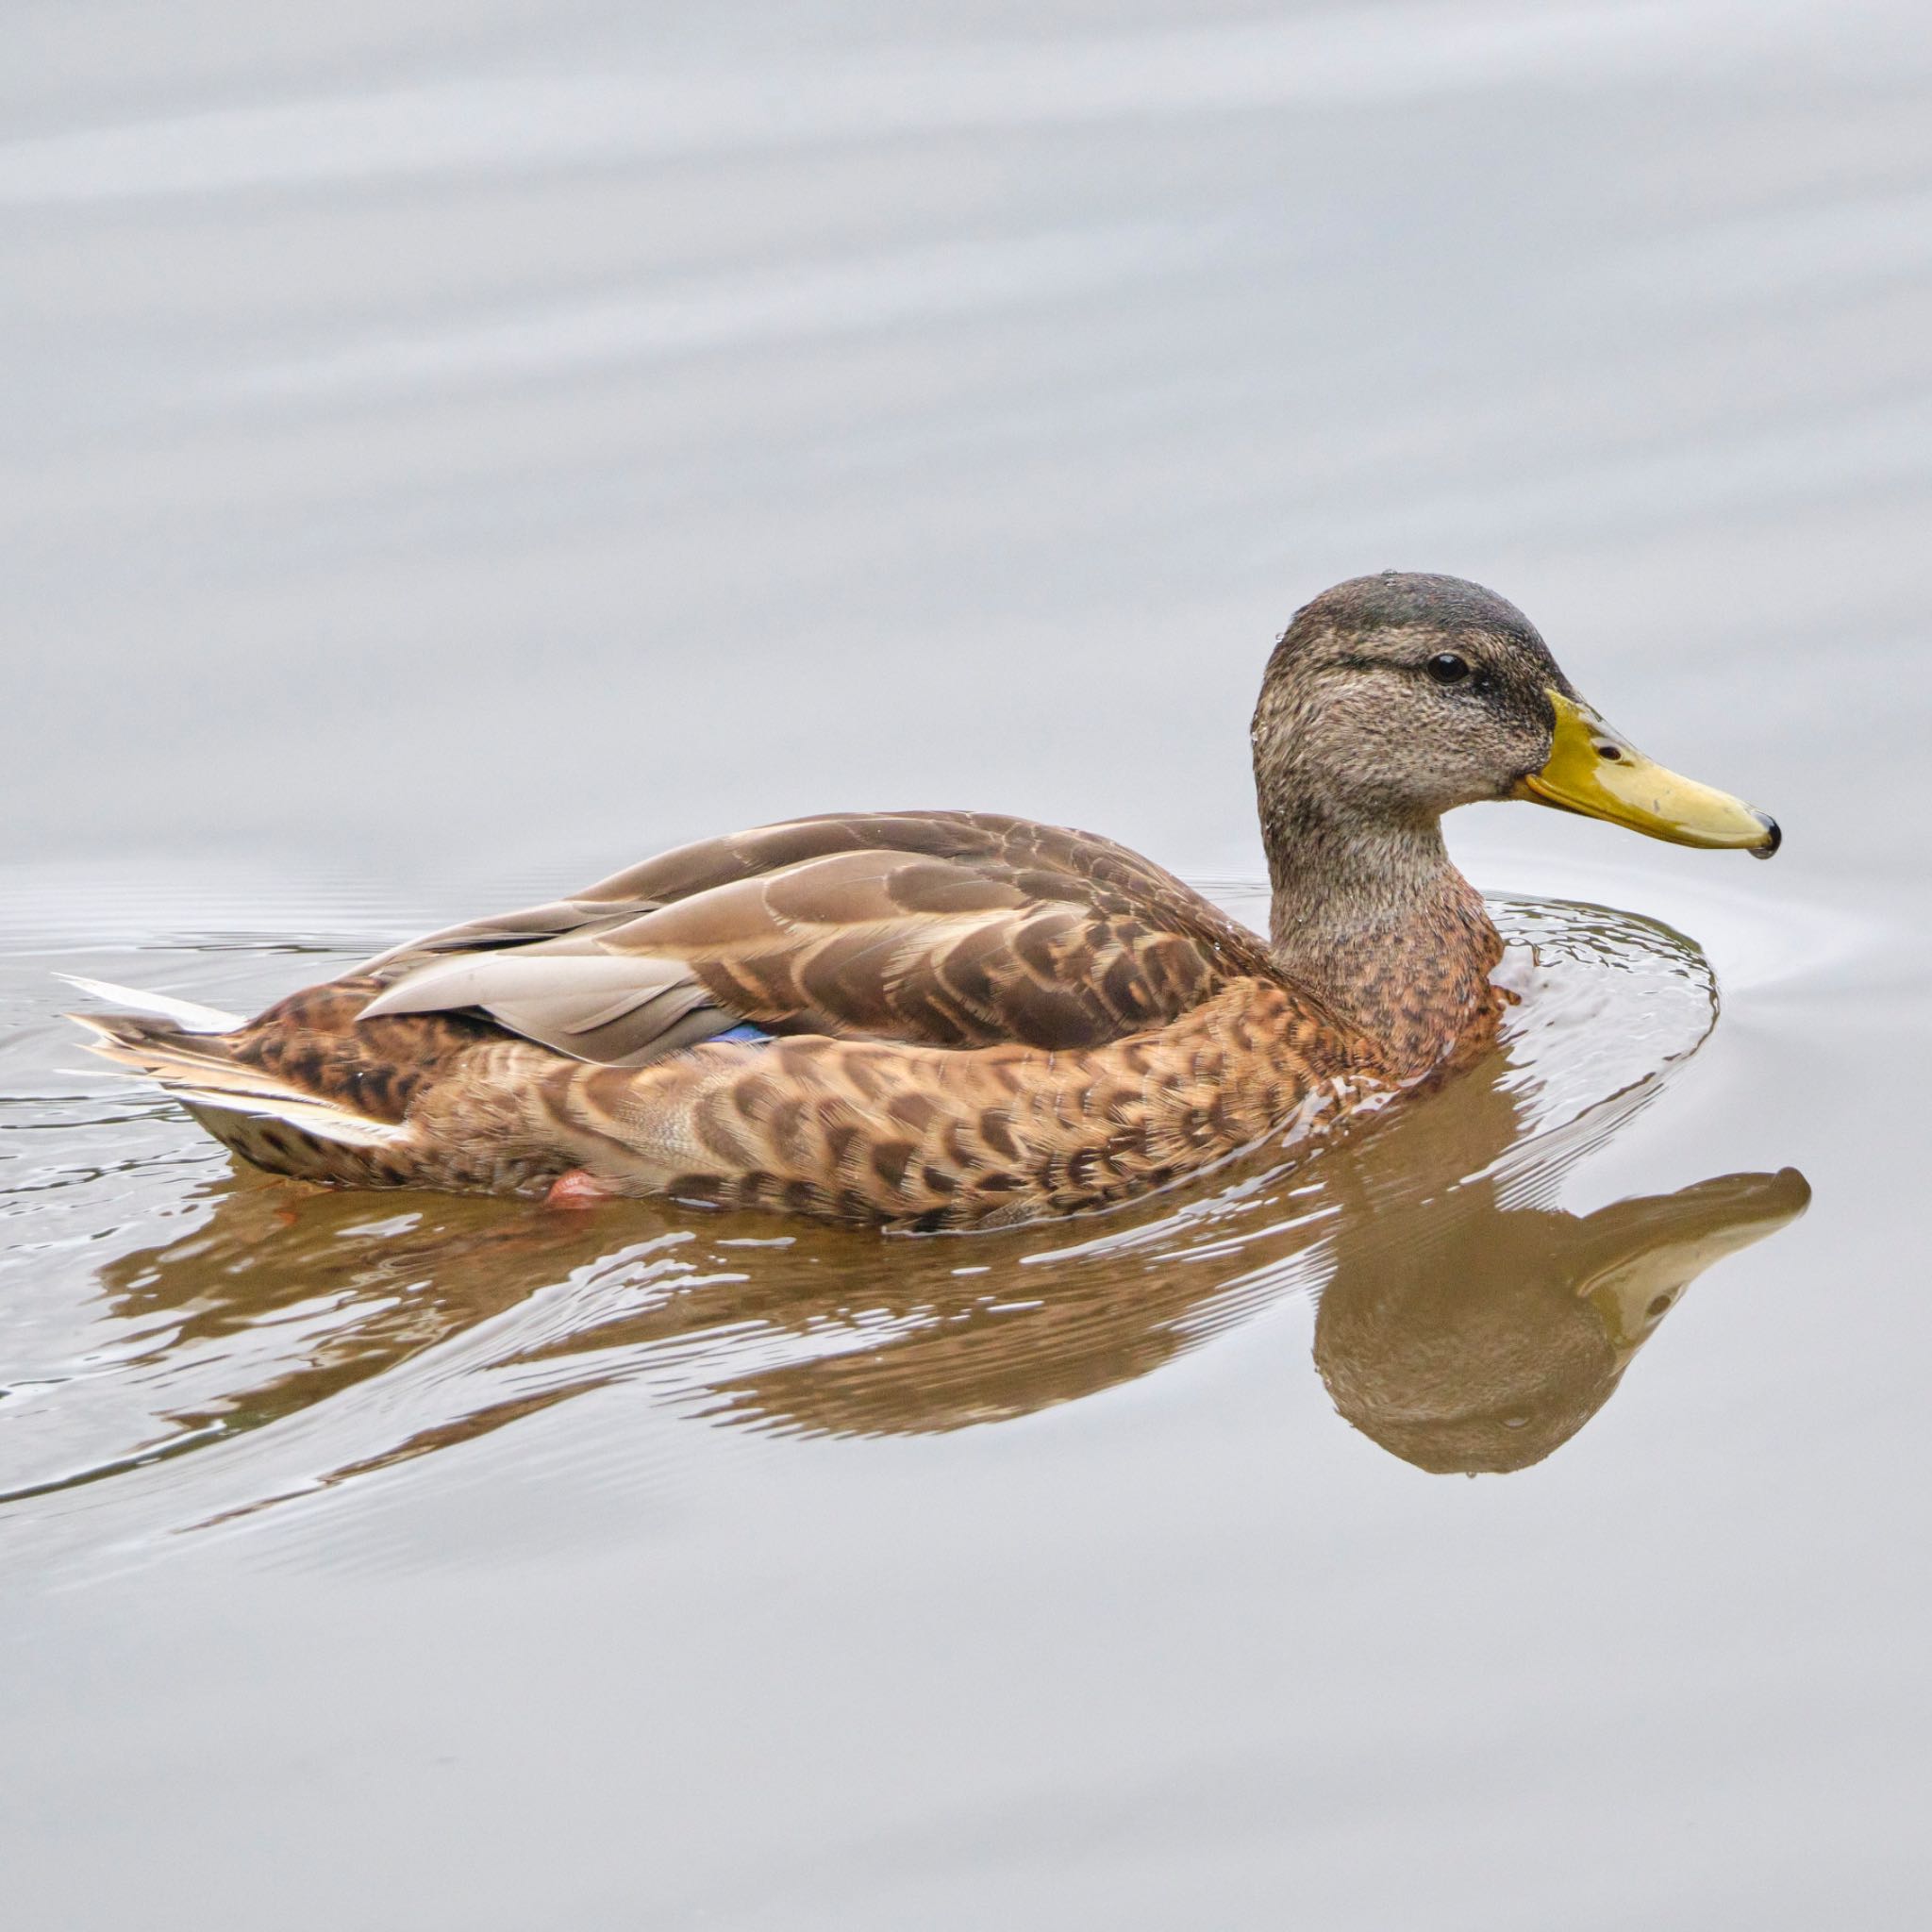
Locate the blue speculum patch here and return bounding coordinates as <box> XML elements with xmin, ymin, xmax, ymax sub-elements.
<box><xmin>711</xmin><ymin>1023</ymin><xmax>774</xmax><ymax>1045</ymax></box>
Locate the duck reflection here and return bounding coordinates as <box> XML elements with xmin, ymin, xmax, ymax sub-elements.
<box><xmin>72</xmin><ymin>1024</ymin><xmax>1807</xmax><ymax>1500</ymax></box>
<box><xmin>1314</xmin><ymin>1164</ymin><xmax>1807</xmax><ymax>1474</ymax></box>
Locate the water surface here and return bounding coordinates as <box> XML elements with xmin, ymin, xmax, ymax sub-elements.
<box><xmin>4</xmin><ymin>4</ymin><xmax>1930</xmax><ymax>1926</ymax></box>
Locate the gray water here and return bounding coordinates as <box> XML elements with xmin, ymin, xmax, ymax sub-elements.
<box><xmin>4</xmin><ymin>4</ymin><xmax>1931</xmax><ymax>1926</ymax></box>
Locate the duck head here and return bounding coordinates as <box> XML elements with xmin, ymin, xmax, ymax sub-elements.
<box><xmin>1253</xmin><ymin>572</ymin><xmax>1780</xmax><ymax>857</ymax></box>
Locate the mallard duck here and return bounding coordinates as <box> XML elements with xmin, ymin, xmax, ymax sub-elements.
<box><xmin>69</xmin><ymin>573</ymin><xmax>1778</xmax><ymax>1229</ymax></box>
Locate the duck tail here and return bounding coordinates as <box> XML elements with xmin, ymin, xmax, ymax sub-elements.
<box><xmin>54</xmin><ymin>973</ymin><xmax>243</xmax><ymax>1033</ymax></box>
<box><xmin>64</xmin><ymin>998</ymin><xmax>406</xmax><ymax>1154</ymax></box>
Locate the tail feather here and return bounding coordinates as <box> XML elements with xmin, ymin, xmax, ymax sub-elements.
<box><xmin>65</xmin><ymin>1010</ymin><xmax>407</xmax><ymax>1153</ymax></box>
<box><xmin>54</xmin><ymin>974</ymin><xmax>242</xmax><ymax>1033</ymax></box>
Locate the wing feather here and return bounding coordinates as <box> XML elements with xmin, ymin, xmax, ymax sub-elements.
<box><xmin>357</xmin><ymin>811</ymin><xmax>1274</xmax><ymax>1066</ymax></box>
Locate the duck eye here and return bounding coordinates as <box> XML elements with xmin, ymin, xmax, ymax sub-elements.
<box><xmin>1425</xmin><ymin>653</ymin><xmax>1472</xmax><ymax>686</ymax></box>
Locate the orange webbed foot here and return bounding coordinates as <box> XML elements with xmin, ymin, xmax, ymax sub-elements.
<box><xmin>544</xmin><ymin>1169</ymin><xmax>614</xmax><ymax>1208</ymax></box>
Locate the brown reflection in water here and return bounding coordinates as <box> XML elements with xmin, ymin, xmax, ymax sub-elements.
<box><xmin>1313</xmin><ymin>1168</ymin><xmax>1809</xmax><ymax>1474</ymax></box>
<box><xmin>75</xmin><ymin>1051</ymin><xmax>1807</xmax><ymax>1498</ymax></box>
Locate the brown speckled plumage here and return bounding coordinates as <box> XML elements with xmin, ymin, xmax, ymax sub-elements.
<box><xmin>504</xmin><ymin>978</ymin><xmax>1386</xmax><ymax>1228</ymax></box>
<box><xmin>72</xmin><ymin>573</ymin><xmax>1756</xmax><ymax>1228</ymax></box>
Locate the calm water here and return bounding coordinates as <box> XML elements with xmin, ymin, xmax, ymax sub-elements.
<box><xmin>5</xmin><ymin>4</ymin><xmax>1931</xmax><ymax>1926</ymax></box>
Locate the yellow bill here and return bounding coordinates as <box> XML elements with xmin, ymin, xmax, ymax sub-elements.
<box><xmin>1514</xmin><ymin>691</ymin><xmax>1780</xmax><ymax>858</ymax></box>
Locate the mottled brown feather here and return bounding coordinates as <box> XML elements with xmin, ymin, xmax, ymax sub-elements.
<box><xmin>360</xmin><ymin>812</ymin><xmax>1274</xmax><ymax>1065</ymax></box>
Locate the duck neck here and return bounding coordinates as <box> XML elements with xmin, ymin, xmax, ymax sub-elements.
<box><xmin>1260</xmin><ymin>800</ymin><xmax>1504</xmax><ymax>1079</ymax></box>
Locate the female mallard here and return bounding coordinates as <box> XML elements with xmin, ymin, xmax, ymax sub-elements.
<box><xmin>71</xmin><ymin>574</ymin><xmax>1778</xmax><ymax>1229</ymax></box>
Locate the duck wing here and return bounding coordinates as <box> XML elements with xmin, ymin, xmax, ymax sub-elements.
<box><xmin>358</xmin><ymin>811</ymin><xmax>1274</xmax><ymax>1066</ymax></box>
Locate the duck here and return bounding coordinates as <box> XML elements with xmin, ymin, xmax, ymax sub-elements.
<box><xmin>68</xmin><ymin>573</ymin><xmax>1779</xmax><ymax>1230</ymax></box>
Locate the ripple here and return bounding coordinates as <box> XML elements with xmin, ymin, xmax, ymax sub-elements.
<box><xmin>0</xmin><ymin>891</ymin><xmax>1806</xmax><ymax>1538</ymax></box>
<box><xmin>0</xmin><ymin>3</ymin><xmax>1825</xmax><ymax>206</ymax></box>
